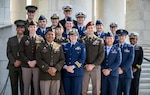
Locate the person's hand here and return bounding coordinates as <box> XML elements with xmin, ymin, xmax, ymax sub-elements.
<box><xmin>66</xmin><ymin>66</ymin><xmax>74</xmax><ymax>73</ymax></box>
<box><xmin>47</xmin><ymin>67</ymin><xmax>56</xmax><ymax>76</ymax></box>
<box><xmin>28</xmin><ymin>60</ymin><xmax>36</xmax><ymax>68</ymax></box>
<box><xmin>85</xmin><ymin>64</ymin><xmax>95</xmax><ymax>71</ymax></box>
<box><xmin>132</xmin><ymin>68</ymin><xmax>137</xmax><ymax>73</ymax></box>
<box><xmin>14</xmin><ymin>60</ymin><xmax>21</xmax><ymax>67</ymax></box>
<box><xmin>118</xmin><ymin>67</ymin><xmax>123</xmax><ymax>74</ymax></box>
<box><xmin>102</xmin><ymin>69</ymin><xmax>111</xmax><ymax>76</ymax></box>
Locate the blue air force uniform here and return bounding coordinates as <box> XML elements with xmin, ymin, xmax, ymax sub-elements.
<box><xmin>62</xmin><ymin>31</ymin><xmax>86</xmax><ymax>95</ymax></box>
<box><xmin>101</xmin><ymin>32</ymin><xmax>122</xmax><ymax>95</ymax></box>
<box><xmin>116</xmin><ymin>29</ymin><xmax>134</xmax><ymax>95</ymax></box>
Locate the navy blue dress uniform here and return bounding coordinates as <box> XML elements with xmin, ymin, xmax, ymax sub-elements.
<box><xmin>101</xmin><ymin>32</ymin><xmax>122</xmax><ymax>95</ymax></box>
<box><xmin>110</xmin><ymin>22</ymin><xmax>119</xmax><ymax>44</ymax></box>
<box><xmin>7</xmin><ymin>20</ymin><xmax>25</xmax><ymax>95</ymax></box>
<box><xmin>75</xmin><ymin>11</ymin><xmax>87</xmax><ymax>38</ymax></box>
<box><xmin>129</xmin><ymin>32</ymin><xmax>143</xmax><ymax>95</ymax></box>
<box><xmin>62</xmin><ymin>17</ymin><xmax>80</xmax><ymax>39</ymax></box>
<box><xmin>59</xmin><ymin>5</ymin><xmax>77</xmax><ymax>30</ymax></box>
<box><xmin>24</xmin><ymin>5</ymin><xmax>38</xmax><ymax>36</ymax></box>
<box><xmin>116</xmin><ymin>29</ymin><xmax>134</xmax><ymax>95</ymax></box>
<box><xmin>94</xmin><ymin>20</ymin><xmax>106</xmax><ymax>39</ymax></box>
<box><xmin>36</xmin><ymin>15</ymin><xmax>48</xmax><ymax>41</ymax></box>
<box><xmin>62</xmin><ymin>30</ymin><xmax>86</xmax><ymax>95</ymax></box>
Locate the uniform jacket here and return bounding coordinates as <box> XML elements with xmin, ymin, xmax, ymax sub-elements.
<box><xmin>36</xmin><ymin>42</ymin><xmax>65</xmax><ymax>80</ymax></box>
<box><xmin>80</xmin><ymin>35</ymin><xmax>105</xmax><ymax>66</ymax></box>
<box><xmin>75</xmin><ymin>25</ymin><xmax>86</xmax><ymax>38</ymax></box>
<box><xmin>63</xmin><ymin>42</ymin><xmax>86</xmax><ymax>76</ymax></box>
<box><xmin>36</xmin><ymin>27</ymin><xmax>49</xmax><ymax>41</ymax></box>
<box><xmin>7</xmin><ymin>35</ymin><xmax>23</xmax><ymax>70</ymax></box>
<box><xmin>59</xmin><ymin>18</ymin><xmax>77</xmax><ymax>30</ymax></box>
<box><xmin>19</xmin><ymin>35</ymin><xmax>44</xmax><ymax>68</ymax></box>
<box><xmin>94</xmin><ymin>31</ymin><xmax>106</xmax><ymax>39</ymax></box>
<box><xmin>132</xmin><ymin>45</ymin><xmax>143</xmax><ymax>70</ymax></box>
<box><xmin>114</xmin><ymin>34</ymin><xmax>119</xmax><ymax>44</ymax></box>
<box><xmin>101</xmin><ymin>44</ymin><xmax>122</xmax><ymax>76</ymax></box>
<box><xmin>117</xmin><ymin>43</ymin><xmax>134</xmax><ymax>78</ymax></box>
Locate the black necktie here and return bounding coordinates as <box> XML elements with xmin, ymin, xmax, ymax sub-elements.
<box><xmin>79</xmin><ymin>27</ymin><xmax>82</xmax><ymax>31</ymax></box>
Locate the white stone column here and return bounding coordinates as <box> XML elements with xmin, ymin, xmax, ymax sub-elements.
<box><xmin>102</xmin><ymin>0</ymin><xmax>126</xmax><ymax>31</ymax></box>
<box><xmin>126</xmin><ymin>0</ymin><xmax>150</xmax><ymax>45</ymax></box>
<box><xmin>11</xmin><ymin>0</ymin><xmax>26</xmax><ymax>23</ymax></box>
<box><xmin>0</xmin><ymin>0</ymin><xmax>11</xmax><ymax>25</ymax></box>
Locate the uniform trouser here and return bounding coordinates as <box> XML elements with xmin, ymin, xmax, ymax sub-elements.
<box><xmin>82</xmin><ymin>66</ymin><xmax>101</xmax><ymax>95</ymax></box>
<box><xmin>117</xmin><ymin>77</ymin><xmax>132</xmax><ymax>95</ymax></box>
<box><xmin>60</xmin><ymin>78</ymin><xmax>65</xmax><ymax>95</ymax></box>
<box><xmin>9</xmin><ymin>70</ymin><xmax>24</xmax><ymax>95</ymax></box>
<box><xmin>130</xmin><ymin>69</ymin><xmax>141</xmax><ymax>95</ymax></box>
<box><xmin>101</xmin><ymin>74</ymin><xmax>118</xmax><ymax>95</ymax></box>
<box><xmin>22</xmin><ymin>67</ymin><xmax>39</xmax><ymax>95</ymax></box>
<box><xmin>40</xmin><ymin>80</ymin><xmax>60</xmax><ymax>95</ymax></box>
<box><xmin>63</xmin><ymin>76</ymin><xmax>83</xmax><ymax>95</ymax></box>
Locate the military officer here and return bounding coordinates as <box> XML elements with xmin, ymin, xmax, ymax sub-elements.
<box><xmin>129</xmin><ymin>32</ymin><xmax>143</xmax><ymax>95</ymax></box>
<box><xmin>54</xmin><ymin>23</ymin><xmax>70</xmax><ymax>44</ymax></box>
<box><xmin>94</xmin><ymin>20</ymin><xmax>106</xmax><ymax>39</ymax></box>
<box><xmin>20</xmin><ymin>21</ymin><xmax>44</xmax><ymax>95</ymax></box>
<box><xmin>59</xmin><ymin>4</ymin><xmax>77</xmax><ymax>30</ymax></box>
<box><xmin>7</xmin><ymin>20</ymin><xmax>25</xmax><ymax>95</ymax></box>
<box><xmin>101</xmin><ymin>32</ymin><xmax>122</xmax><ymax>95</ymax></box>
<box><xmin>36</xmin><ymin>28</ymin><xmax>65</xmax><ymax>95</ymax></box>
<box><xmin>36</xmin><ymin>15</ymin><xmax>48</xmax><ymax>41</ymax></box>
<box><xmin>75</xmin><ymin>11</ymin><xmax>87</xmax><ymax>38</ymax></box>
<box><xmin>110</xmin><ymin>22</ymin><xmax>119</xmax><ymax>44</ymax></box>
<box><xmin>62</xmin><ymin>29</ymin><xmax>86</xmax><ymax>95</ymax></box>
<box><xmin>80</xmin><ymin>21</ymin><xmax>105</xmax><ymax>95</ymax></box>
<box><xmin>116</xmin><ymin>29</ymin><xmax>134</xmax><ymax>95</ymax></box>
<box><xmin>24</xmin><ymin>5</ymin><xmax>38</xmax><ymax>35</ymax></box>
<box><xmin>62</xmin><ymin>17</ymin><xmax>79</xmax><ymax>39</ymax></box>
<box><xmin>50</xmin><ymin>14</ymin><xmax>60</xmax><ymax>30</ymax></box>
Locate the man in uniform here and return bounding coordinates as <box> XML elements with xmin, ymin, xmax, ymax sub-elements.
<box><xmin>116</xmin><ymin>29</ymin><xmax>134</xmax><ymax>95</ymax></box>
<box><xmin>36</xmin><ymin>28</ymin><xmax>65</xmax><ymax>95</ymax></box>
<box><xmin>129</xmin><ymin>32</ymin><xmax>143</xmax><ymax>95</ymax></box>
<box><xmin>62</xmin><ymin>17</ymin><xmax>79</xmax><ymax>39</ymax></box>
<box><xmin>50</xmin><ymin>14</ymin><xmax>60</xmax><ymax>30</ymax></box>
<box><xmin>7</xmin><ymin>20</ymin><xmax>25</xmax><ymax>95</ymax></box>
<box><xmin>59</xmin><ymin>5</ymin><xmax>77</xmax><ymax>30</ymax></box>
<box><xmin>81</xmin><ymin>21</ymin><xmax>105</xmax><ymax>95</ymax></box>
<box><xmin>62</xmin><ymin>29</ymin><xmax>86</xmax><ymax>95</ymax></box>
<box><xmin>101</xmin><ymin>32</ymin><xmax>122</xmax><ymax>95</ymax></box>
<box><xmin>24</xmin><ymin>5</ymin><xmax>38</xmax><ymax>35</ymax></box>
<box><xmin>110</xmin><ymin>22</ymin><xmax>119</xmax><ymax>44</ymax></box>
<box><xmin>36</xmin><ymin>15</ymin><xmax>48</xmax><ymax>41</ymax></box>
<box><xmin>75</xmin><ymin>11</ymin><xmax>87</xmax><ymax>38</ymax></box>
<box><xmin>94</xmin><ymin>20</ymin><xmax>106</xmax><ymax>39</ymax></box>
<box><xmin>20</xmin><ymin>21</ymin><xmax>44</xmax><ymax>95</ymax></box>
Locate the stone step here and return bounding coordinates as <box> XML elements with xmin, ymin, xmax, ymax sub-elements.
<box><xmin>139</xmin><ymin>89</ymin><xmax>150</xmax><ymax>95</ymax></box>
<box><xmin>139</xmin><ymin>83</ymin><xmax>150</xmax><ymax>89</ymax></box>
<box><xmin>141</xmin><ymin>63</ymin><xmax>150</xmax><ymax>68</ymax></box>
<box><xmin>140</xmin><ymin>73</ymin><xmax>150</xmax><ymax>78</ymax></box>
<box><xmin>140</xmin><ymin>78</ymin><xmax>150</xmax><ymax>83</ymax></box>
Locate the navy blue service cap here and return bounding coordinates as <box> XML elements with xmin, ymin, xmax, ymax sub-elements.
<box><xmin>66</xmin><ymin>17</ymin><xmax>73</xmax><ymax>22</ymax></box>
<box><xmin>75</xmin><ymin>11</ymin><xmax>87</xmax><ymax>18</ymax></box>
<box><xmin>14</xmin><ymin>20</ymin><xmax>26</xmax><ymax>27</ymax></box>
<box><xmin>105</xmin><ymin>32</ymin><xmax>113</xmax><ymax>37</ymax></box>
<box><xmin>110</xmin><ymin>22</ymin><xmax>117</xmax><ymax>27</ymax></box>
<box><xmin>116</xmin><ymin>29</ymin><xmax>128</xmax><ymax>36</ymax></box>
<box><xmin>26</xmin><ymin>5</ymin><xmax>38</xmax><ymax>13</ymax></box>
<box><xmin>96</xmin><ymin>20</ymin><xmax>103</xmax><ymax>25</ymax></box>
<box><xmin>129</xmin><ymin>32</ymin><xmax>139</xmax><ymax>39</ymax></box>
<box><xmin>62</xmin><ymin>5</ymin><xmax>73</xmax><ymax>11</ymax></box>
<box><xmin>51</xmin><ymin>14</ymin><xmax>59</xmax><ymax>19</ymax></box>
<box><xmin>69</xmin><ymin>28</ymin><xmax>78</xmax><ymax>35</ymax></box>
<box><xmin>38</xmin><ymin>15</ymin><xmax>47</xmax><ymax>20</ymax></box>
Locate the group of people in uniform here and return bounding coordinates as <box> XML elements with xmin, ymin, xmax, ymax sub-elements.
<box><xmin>6</xmin><ymin>4</ymin><xmax>143</xmax><ymax>95</ymax></box>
